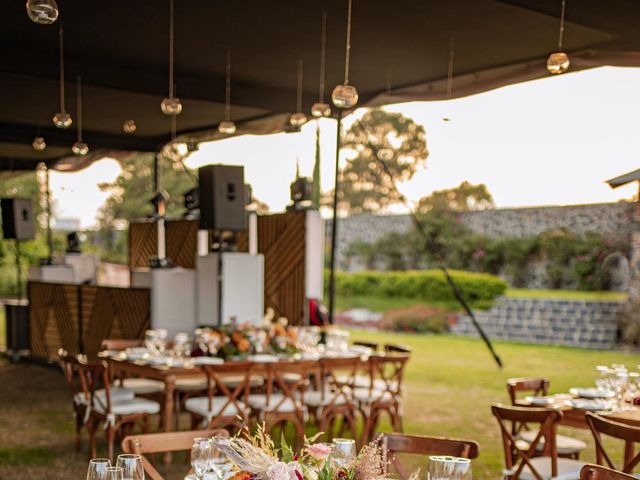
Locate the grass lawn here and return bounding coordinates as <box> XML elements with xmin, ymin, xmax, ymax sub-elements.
<box><xmin>349</xmin><ymin>330</ymin><xmax>640</xmax><ymax>479</ymax></box>
<box><xmin>506</xmin><ymin>288</ymin><xmax>628</xmax><ymax>301</ymax></box>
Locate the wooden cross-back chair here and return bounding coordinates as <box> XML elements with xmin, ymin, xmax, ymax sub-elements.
<box><xmin>492</xmin><ymin>403</ymin><xmax>585</xmax><ymax>480</ymax></box>
<box><xmin>360</xmin><ymin>353</ymin><xmax>410</xmax><ymax>441</ymax></box>
<box><xmin>249</xmin><ymin>360</ymin><xmax>314</xmax><ymax>447</ymax></box>
<box><xmin>380</xmin><ymin>433</ymin><xmax>479</xmax><ymax>480</ymax></box>
<box><xmin>506</xmin><ymin>378</ymin><xmax>585</xmax><ymax>459</ymax></box>
<box><xmin>353</xmin><ymin>341</ymin><xmax>379</xmax><ymax>351</ymax></box>
<box><xmin>309</xmin><ymin>356</ymin><xmax>361</xmax><ymax>445</ymax></box>
<box><xmin>121</xmin><ymin>429</ymin><xmax>229</xmax><ymax>480</ymax></box>
<box><xmin>586</xmin><ymin>412</ymin><xmax>640</xmax><ymax>474</ymax></box>
<box><xmin>384</xmin><ymin>344</ymin><xmax>412</xmax><ymax>354</ymax></box>
<box><xmin>185</xmin><ymin>362</ymin><xmax>253</xmax><ymax>432</ymax></box>
<box><xmin>581</xmin><ymin>465</ymin><xmax>638</xmax><ymax>480</ymax></box>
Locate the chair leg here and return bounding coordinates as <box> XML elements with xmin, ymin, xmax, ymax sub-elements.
<box><xmin>143</xmin><ymin>414</ymin><xmax>151</xmax><ymax>434</ymax></box>
<box><xmin>106</xmin><ymin>424</ymin><xmax>116</xmax><ymax>462</ymax></box>
<box><xmin>75</xmin><ymin>415</ymin><xmax>82</xmax><ymax>452</ymax></box>
<box><xmin>88</xmin><ymin>419</ymin><xmax>97</xmax><ymax>460</ymax></box>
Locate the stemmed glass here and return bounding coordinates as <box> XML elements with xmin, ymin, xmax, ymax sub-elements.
<box><xmin>192</xmin><ymin>437</ymin><xmax>212</xmax><ymax>480</ymax></box>
<box><xmin>209</xmin><ymin>436</ymin><xmax>231</xmax><ymax>480</ymax></box>
<box><xmin>429</xmin><ymin>456</ymin><xmax>472</xmax><ymax>480</ymax></box>
<box><xmin>87</xmin><ymin>458</ymin><xmax>111</xmax><ymax>480</ymax></box>
<box><xmin>116</xmin><ymin>454</ymin><xmax>144</xmax><ymax>480</ymax></box>
<box><xmin>332</xmin><ymin>438</ymin><xmax>356</xmax><ymax>467</ymax></box>
<box><xmin>105</xmin><ymin>467</ymin><xmax>124</xmax><ymax>480</ymax></box>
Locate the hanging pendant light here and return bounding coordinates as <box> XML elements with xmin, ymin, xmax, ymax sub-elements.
<box><xmin>311</xmin><ymin>14</ymin><xmax>331</xmax><ymax>118</ymax></box>
<box><xmin>547</xmin><ymin>0</ymin><xmax>570</xmax><ymax>75</ymax></box>
<box><xmin>332</xmin><ymin>0</ymin><xmax>358</xmax><ymax>109</ymax></box>
<box><xmin>123</xmin><ymin>119</ymin><xmax>137</xmax><ymax>133</ymax></box>
<box><xmin>218</xmin><ymin>49</ymin><xmax>236</xmax><ymax>134</ymax></box>
<box><xmin>53</xmin><ymin>25</ymin><xmax>72</xmax><ymax>129</ymax></box>
<box><xmin>161</xmin><ymin>0</ymin><xmax>182</xmax><ymax>115</ymax></box>
<box><xmin>72</xmin><ymin>76</ymin><xmax>89</xmax><ymax>156</ymax></box>
<box><xmin>32</xmin><ymin>136</ymin><xmax>46</xmax><ymax>151</ymax></box>
<box><xmin>289</xmin><ymin>58</ymin><xmax>307</xmax><ymax>126</ymax></box>
<box><xmin>26</xmin><ymin>0</ymin><xmax>58</xmax><ymax>25</ymax></box>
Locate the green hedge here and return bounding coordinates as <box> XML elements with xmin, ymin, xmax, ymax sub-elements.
<box><xmin>328</xmin><ymin>269</ymin><xmax>507</xmax><ymax>303</ymax></box>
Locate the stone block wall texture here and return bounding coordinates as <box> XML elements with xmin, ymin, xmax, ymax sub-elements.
<box><xmin>450</xmin><ymin>297</ymin><xmax>624</xmax><ymax>349</ymax></box>
<box><xmin>328</xmin><ymin>202</ymin><xmax>634</xmax><ymax>271</ymax></box>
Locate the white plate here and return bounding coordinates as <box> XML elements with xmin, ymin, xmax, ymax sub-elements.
<box><xmin>569</xmin><ymin>388</ymin><xmax>614</xmax><ymax>399</ymax></box>
<box><xmin>249</xmin><ymin>354</ymin><xmax>279</xmax><ymax>363</ymax></box>
<box><xmin>193</xmin><ymin>356</ymin><xmax>225</xmax><ymax>366</ymax></box>
<box><xmin>524</xmin><ymin>396</ymin><xmax>555</xmax><ymax>406</ymax></box>
<box><xmin>567</xmin><ymin>399</ymin><xmax>608</xmax><ymax>411</ymax></box>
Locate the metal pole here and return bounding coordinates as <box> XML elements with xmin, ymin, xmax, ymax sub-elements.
<box><xmin>46</xmin><ymin>167</ymin><xmax>53</xmax><ymax>262</ymax></box>
<box><xmin>328</xmin><ymin>112</ymin><xmax>342</xmax><ymax>324</ymax></box>
<box><xmin>15</xmin><ymin>240</ymin><xmax>22</xmax><ymax>300</ymax></box>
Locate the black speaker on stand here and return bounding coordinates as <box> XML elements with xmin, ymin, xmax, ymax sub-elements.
<box><xmin>1</xmin><ymin>198</ymin><xmax>35</xmax><ymax>300</ymax></box>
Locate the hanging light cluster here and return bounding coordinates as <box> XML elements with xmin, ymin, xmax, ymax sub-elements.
<box><xmin>289</xmin><ymin>59</ymin><xmax>307</xmax><ymax>127</ymax></box>
<box><xmin>547</xmin><ymin>0</ymin><xmax>570</xmax><ymax>75</ymax></box>
<box><xmin>161</xmin><ymin>0</ymin><xmax>182</xmax><ymax>115</ymax></box>
<box><xmin>311</xmin><ymin>14</ymin><xmax>331</xmax><ymax>118</ymax></box>
<box><xmin>26</xmin><ymin>0</ymin><xmax>58</xmax><ymax>25</ymax></box>
<box><xmin>218</xmin><ymin>49</ymin><xmax>236</xmax><ymax>134</ymax></box>
<box><xmin>53</xmin><ymin>25</ymin><xmax>72</xmax><ymax>129</ymax></box>
<box><xmin>32</xmin><ymin>136</ymin><xmax>46</xmax><ymax>151</ymax></box>
<box><xmin>332</xmin><ymin>0</ymin><xmax>358</xmax><ymax>109</ymax></box>
<box><xmin>71</xmin><ymin>76</ymin><xmax>89</xmax><ymax>156</ymax></box>
<box><xmin>122</xmin><ymin>119</ymin><xmax>137</xmax><ymax>134</ymax></box>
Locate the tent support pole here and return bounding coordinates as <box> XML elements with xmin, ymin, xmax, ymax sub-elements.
<box><xmin>328</xmin><ymin>111</ymin><xmax>342</xmax><ymax>325</ymax></box>
<box><xmin>45</xmin><ymin>167</ymin><xmax>53</xmax><ymax>262</ymax></box>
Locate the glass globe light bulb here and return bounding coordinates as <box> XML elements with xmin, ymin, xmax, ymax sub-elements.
<box><xmin>26</xmin><ymin>0</ymin><xmax>59</xmax><ymax>25</ymax></box>
<box><xmin>160</xmin><ymin>97</ymin><xmax>182</xmax><ymax>115</ymax></box>
<box><xmin>311</xmin><ymin>102</ymin><xmax>332</xmax><ymax>118</ymax></box>
<box><xmin>71</xmin><ymin>141</ymin><xmax>89</xmax><ymax>156</ymax></box>
<box><xmin>32</xmin><ymin>136</ymin><xmax>46</xmax><ymax>151</ymax></box>
<box><xmin>53</xmin><ymin>111</ymin><xmax>72</xmax><ymax>129</ymax></box>
<box><xmin>332</xmin><ymin>84</ymin><xmax>359</xmax><ymax>109</ymax></box>
<box><xmin>377</xmin><ymin>148</ymin><xmax>394</xmax><ymax>161</ymax></box>
<box><xmin>218</xmin><ymin>120</ymin><xmax>237</xmax><ymax>135</ymax></box>
<box><xmin>546</xmin><ymin>52</ymin><xmax>570</xmax><ymax>75</ymax></box>
<box><xmin>122</xmin><ymin>119</ymin><xmax>137</xmax><ymax>134</ymax></box>
<box><xmin>289</xmin><ymin>112</ymin><xmax>307</xmax><ymax>127</ymax></box>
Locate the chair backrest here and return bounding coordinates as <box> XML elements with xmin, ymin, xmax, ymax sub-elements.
<box><xmin>586</xmin><ymin>413</ymin><xmax>640</xmax><ymax>474</ymax></box>
<box><xmin>367</xmin><ymin>353</ymin><xmax>410</xmax><ymax>397</ymax></box>
<box><xmin>581</xmin><ymin>464</ymin><xmax>638</xmax><ymax>480</ymax></box>
<box><xmin>122</xmin><ymin>429</ymin><xmax>229</xmax><ymax>480</ymax></box>
<box><xmin>506</xmin><ymin>378</ymin><xmax>550</xmax><ymax>405</ymax></box>
<box><xmin>319</xmin><ymin>356</ymin><xmax>362</xmax><ymax>406</ymax></box>
<box><xmin>492</xmin><ymin>403</ymin><xmax>562</xmax><ymax>480</ymax></box>
<box><xmin>264</xmin><ymin>360</ymin><xmax>316</xmax><ymax>414</ymax></box>
<box><xmin>101</xmin><ymin>339</ymin><xmax>143</xmax><ymax>351</ymax></box>
<box><xmin>380</xmin><ymin>433</ymin><xmax>479</xmax><ymax>480</ymax></box>
<box><xmin>384</xmin><ymin>344</ymin><xmax>412</xmax><ymax>354</ymax></box>
<box><xmin>199</xmin><ymin>362</ymin><xmax>253</xmax><ymax>424</ymax></box>
<box><xmin>353</xmin><ymin>341</ymin><xmax>379</xmax><ymax>351</ymax></box>
<box><xmin>59</xmin><ymin>349</ymin><xmax>106</xmax><ymax>406</ymax></box>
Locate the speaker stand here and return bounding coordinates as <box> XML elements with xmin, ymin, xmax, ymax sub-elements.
<box><xmin>14</xmin><ymin>239</ymin><xmax>22</xmax><ymax>300</ymax></box>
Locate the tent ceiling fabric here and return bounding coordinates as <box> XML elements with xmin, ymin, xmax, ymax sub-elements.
<box><xmin>3</xmin><ymin>0</ymin><xmax>640</xmax><ymax>171</ymax></box>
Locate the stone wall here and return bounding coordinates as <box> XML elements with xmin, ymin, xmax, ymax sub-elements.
<box><xmin>329</xmin><ymin>202</ymin><xmax>634</xmax><ymax>272</ymax></box>
<box><xmin>450</xmin><ymin>297</ymin><xmax>624</xmax><ymax>349</ymax></box>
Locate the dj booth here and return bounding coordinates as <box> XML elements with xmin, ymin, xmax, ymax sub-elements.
<box><xmin>27</xmin><ymin>209</ymin><xmax>324</xmax><ymax>360</ymax></box>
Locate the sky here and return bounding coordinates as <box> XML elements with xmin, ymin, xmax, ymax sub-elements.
<box><xmin>49</xmin><ymin>66</ymin><xmax>640</xmax><ymax>229</ymax></box>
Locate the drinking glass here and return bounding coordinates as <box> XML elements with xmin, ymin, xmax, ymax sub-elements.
<box><xmin>332</xmin><ymin>438</ymin><xmax>356</xmax><ymax>466</ymax></box>
<box><xmin>116</xmin><ymin>454</ymin><xmax>144</xmax><ymax>480</ymax></box>
<box><xmin>209</xmin><ymin>436</ymin><xmax>231</xmax><ymax>480</ymax></box>
<box><xmin>105</xmin><ymin>467</ymin><xmax>124</xmax><ymax>480</ymax></box>
<box><xmin>429</xmin><ymin>456</ymin><xmax>471</xmax><ymax>480</ymax></box>
<box><xmin>87</xmin><ymin>458</ymin><xmax>111</xmax><ymax>480</ymax></box>
<box><xmin>192</xmin><ymin>437</ymin><xmax>212</xmax><ymax>480</ymax></box>
<box><xmin>452</xmin><ymin>458</ymin><xmax>472</xmax><ymax>480</ymax></box>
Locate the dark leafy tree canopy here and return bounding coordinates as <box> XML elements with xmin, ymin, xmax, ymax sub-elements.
<box><xmin>326</xmin><ymin>109</ymin><xmax>428</xmax><ymax>214</ymax></box>
<box><xmin>417</xmin><ymin>181</ymin><xmax>494</xmax><ymax>213</ymax></box>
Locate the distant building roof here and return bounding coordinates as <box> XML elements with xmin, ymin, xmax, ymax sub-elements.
<box><xmin>606</xmin><ymin>169</ymin><xmax>640</xmax><ymax>189</ymax></box>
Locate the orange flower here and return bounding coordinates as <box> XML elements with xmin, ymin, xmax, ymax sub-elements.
<box><xmin>237</xmin><ymin>339</ymin><xmax>250</xmax><ymax>352</ymax></box>
<box><xmin>274</xmin><ymin>324</ymin><xmax>286</xmax><ymax>337</ymax></box>
<box><xmin>286</xmin><ymin>328</ymin><xmax>297</xmax><ymax>341</ymax></box>
<box><xmin>229</xmin><ymin>471</ymin><xmax>251</xmax><ymax>480</ymax></box>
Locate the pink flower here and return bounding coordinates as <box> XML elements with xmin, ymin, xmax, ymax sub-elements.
<box><xmin>267</xmin><ymin>462</ymin><xmax>290</xmax><ymax>480</ymax></box>
<box><xmin>307</xmin><ymin>443</ymin><xmax>332</xmax><ymax>461</ymax></box>
<box><xmin>288</xmin><ymin>461</ymin><xmax>303</xmax><ymax>480</ymax></box>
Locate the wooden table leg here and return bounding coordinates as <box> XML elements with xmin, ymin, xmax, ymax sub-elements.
<box><xmin>163</xmin><ymin>375</ymin><xmax>176</xmax><ymax>464</ymax></box>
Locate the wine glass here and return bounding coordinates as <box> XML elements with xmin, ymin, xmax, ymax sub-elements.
<box><xmin>452</xmin><ymin>458</ymin><xmax>472</xmax><ymax>480</ymax></box>
<box><xmin>116</xmin><ymin>454</ymin><xmax>144</xmax><ymax>480</ymax></box>
<box><xmin>105</xmin><ymin>467</ymin><xmax>124</xmax><ymax>480</ymax></box>
<box><xmin>209</xmin><ymin>436</ymin><xmax>231</xmax><ymax>480</ymax></box>
<box><xmin>332</xmin><ymin>438</ymin><xmax>356</xmax><ymax>467</ymax></box>
<box><xmin>192</xmin><ymin>437</ymin><xmax>212</xmax><ymax>480</ymax></box>
<box><xmin>87</xmin><ymin>458</ymin><xmax>111</xmax><ymax>480</ymax></box>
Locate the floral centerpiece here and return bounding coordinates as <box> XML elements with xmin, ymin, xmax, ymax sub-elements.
<box><xmin>219</xmin><ymin>426</ymin><xmax>402</xmax><ymax>480</ymax></box>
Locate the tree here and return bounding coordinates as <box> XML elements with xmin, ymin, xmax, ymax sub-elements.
<box><xmin>417</xmin><ymin>181</ymin><xmax>494</xmax><ymax>213</ymax></box>
<box><xmin>325</xmin><ymin>109</ymin><xmax>428</xmax><ymax>214</ymax></box>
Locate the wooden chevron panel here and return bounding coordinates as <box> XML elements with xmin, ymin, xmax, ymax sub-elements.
<box><xmin>258</xmin><ymin>211</ymin><xmax>306</xmax><ymax>325</ymax></box>
<box><xmin>166</xmin><ymin>220</ymin><xmax>198</xmax><ymax>269</ymax></box>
